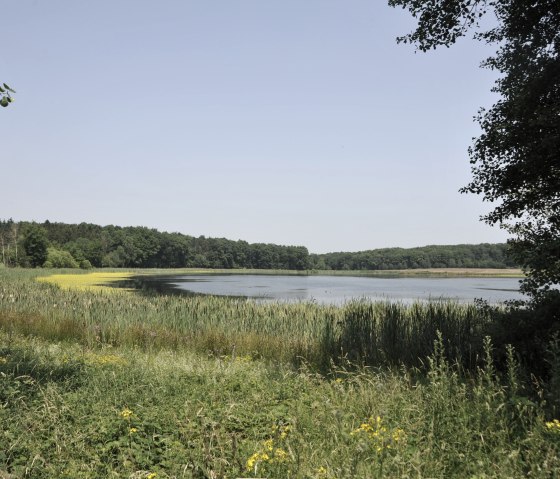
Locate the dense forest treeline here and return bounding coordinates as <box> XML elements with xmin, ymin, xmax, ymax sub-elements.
<box><xmin>312</xmin><ymin>244</ymin><xmax>517</xmax><ymax>270</ymax></box>
<box><xmin>0</xmin><ymin>219</ymin><xmax>517</xmax><ymax>270</ymax></box>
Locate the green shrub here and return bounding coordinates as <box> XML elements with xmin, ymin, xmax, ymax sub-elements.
<box><xmin>80</xmin><ymin>259</ymin><xmax>93</xmax><ymax>270</ymax></box>
<box><xmin>44</xmin><ymin>247</ymin><xmax>79</xmax><ymax>268</ymax></box>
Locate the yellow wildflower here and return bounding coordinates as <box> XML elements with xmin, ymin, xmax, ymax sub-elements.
<box><xmin>392</xmin><ymin>428</ymin><xmax>405</xmax><ymax>441</ymax></box>
<box><xmin>545</xmin><ymin>419</ymin><xmax>560</xmax><ymax>433</ymax></box>
<box><xmin>120</xmin><ymin>408</ymin><xmax>133</xmax><ymax>419</ymax></box>
<box><xmin>249</xmin><ymin>455</ymin><xmax>259</xmax><ymax>470</ymax></box>
<box><xmin>86</xmin><ymin>353</ymin><xmax>127</xmax><ymax>366</ymax></box>
<box><xmin>351</xmin><ymin>416</ymin><xmax>406</xmax><ymax>452</ymax></box>
<box><xmin>274</xmin><ymin>448</ymin><xmax>289</xmax><ymax>462</ymax></box>
<box><xmin>146</xmin><ymin>473</ymin><xmax>157</xmax><ymax>479</ymax></box>
<box><xmin>272</xmin><ymin>423</ymin><xmax>291</xmax><ymax>436</ymax></box>
<box><xmin>129</xmin><ymin>427</ymin><xmax>138</xmax><ymax>434</ymax></box>
<box><xmin>316</xmin><ymin>466</ymin><xmax>328</xmax><ymax>476</ymax></box>
<box><xmin>246</xmin><ymin>451</ymin><xmax>271</xmax><ymax>471</ymax></box>
<box><xmin>280</xmin><ymin>425</ymin><xmax>291</xmax><ymax>439</ymax></box>
<box><xmin>246</xmin><ymin>453</ymin><xmax>258</xmax><ymax>471</ymax></box>
<box><xmin>246</xmin><ymin>423</ymin><xmax>294</xmax><ymax>472</ymax></box>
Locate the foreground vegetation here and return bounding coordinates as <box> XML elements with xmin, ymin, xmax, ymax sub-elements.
<box><xmin>1</xmin><ymin>269</ymin><xmax>559</xmax><ymax>477</ymax></box>
<box><xmin>2</xmin><ymin>330</ymin><xmax>559</xmax><ymax>478</ymax></box>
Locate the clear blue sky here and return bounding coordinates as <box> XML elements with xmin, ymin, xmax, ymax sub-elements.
<box><xmin>1</xmin><ymin>0</ymin><xmax>509</xmax><ymax>253</ymax></box>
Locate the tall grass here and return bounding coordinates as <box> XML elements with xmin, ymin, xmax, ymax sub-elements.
<box><xmin>0</xmin><ymin>330</ymin><xmax>558</xmax><ymax>478</ymax></box>
<box><xmin>1</xmin><ymin>270</ymin><xmax>559</xmax><ymax>477</ymax></box>
<box><xmin>0</xmin><ymin>269</ymin><xmax>497</xmax><ymax>369</ymax></box>
<box><xmin>327</xmin><ymin>299</ymin><xmax>489</xmax><ymax>368</ymax></box>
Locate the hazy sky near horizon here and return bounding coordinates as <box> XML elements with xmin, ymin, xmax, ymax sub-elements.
<box><xmin>1</xmin><ymin>1</ymin><xmax>510</xmax><ymax>253</ymax></box>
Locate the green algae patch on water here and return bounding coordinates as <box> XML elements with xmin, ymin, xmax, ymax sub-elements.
<box><xmin>37</xmin><ymin>272</ymin><xmax>135</xmax><ymax>293</ymax></box>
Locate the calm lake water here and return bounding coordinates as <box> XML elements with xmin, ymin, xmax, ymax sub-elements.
<box><xmin>122</xmin><ymin>274</ymin><xmax>525</xmax><ymax>305</ymax></box>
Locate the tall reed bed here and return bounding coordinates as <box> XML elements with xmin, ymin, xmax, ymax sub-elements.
<box><xmin>0</xmin><ymin>269</ymin><xmax>496</xmax><ymax>368</ymax></box>
<box><xmin>327</xmin><ymin>299</ymin><xmax>490</xmax><ymax>368</ymax></box>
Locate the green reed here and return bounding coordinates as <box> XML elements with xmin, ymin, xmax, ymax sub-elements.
<box><xmin>0</xmin><ymin>268</ymin><xmax>497</xmax><ymax>368</ymax></box>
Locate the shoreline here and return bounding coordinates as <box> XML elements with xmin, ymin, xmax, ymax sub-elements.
<box><xmin>118</xmin><ymin>267</ymin><xmax>524</xmax><ymax>279</ymax></box>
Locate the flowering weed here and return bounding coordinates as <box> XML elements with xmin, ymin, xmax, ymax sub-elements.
<box><xmin>350</xmin><ymin>416</ymin><xmax>406</xmax><ymax>453</ymax></box>
<box><xmin>245</xmin><ymin>424</ymin><xmax>293</xmax><ymax>475</ymax></box>
<box><xmin>545</xmin><ymin>419</ymin><xmax>560</xmax><ymax>434</ymax></box>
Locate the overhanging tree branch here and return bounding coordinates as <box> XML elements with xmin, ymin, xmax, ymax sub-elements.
<box><xmin>390</xmin><ymin>0</ymin><xmax>560</xmax><ymax>299</ymax></box>
<box><xmin>0</xmin><ymin>83</ymin><xmax>16</xmax><ymax>107</ymax></box>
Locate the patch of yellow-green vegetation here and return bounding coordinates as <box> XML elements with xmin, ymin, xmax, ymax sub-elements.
<box><xmin>37</xmin><ymin>271</ymin><xmax>134</xmax><ymax>293</ymax></box>
<box><xmin>84</xmin><ymin>351</ymin><xmax>128</xmax><ymax>367</ymax></box>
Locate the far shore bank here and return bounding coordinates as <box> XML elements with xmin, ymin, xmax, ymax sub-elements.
<box><xmin>87</xmin><ymin>267</ymin><xmax>523</xmax><ymax>278</ymax></box>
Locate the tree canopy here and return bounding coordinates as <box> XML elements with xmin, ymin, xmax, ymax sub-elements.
<box><xmin>310</xmin><ymin>243</ymin><xmax>515</xmax><ymax>270</ymax></box>
<box><xmin>22</xmin><ymin>225</ymin><xmax>49</xmax><ymax>268</ymax></box>
<box><xmin>1</xmin><ymin>219</ymin><xmax>515</xmax><ymax>270</ymax></box>
<box><xmin>389</xmin><ymin>0</ymin><xmax>560</xmax><ymax>299</ymax></box>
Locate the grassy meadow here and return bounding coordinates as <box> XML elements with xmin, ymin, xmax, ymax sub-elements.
<box><xmin>0</xmin><ymin>268</ymin><xmax>559</xmax><ymax>478</ymax></box>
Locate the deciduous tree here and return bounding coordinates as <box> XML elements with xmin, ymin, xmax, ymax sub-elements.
<box><xmin>389</xmin><ymin>0</ymin><xmax>560</xmax><ymax>300</ymax></box>
<box><xmin>23</xmin><ymin>225</ymin><xmax>49</xmax><ymax>267</ymax></box>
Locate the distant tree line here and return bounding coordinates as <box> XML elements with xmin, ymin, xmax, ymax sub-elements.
<box><xmin>0</xmin><ymin>220</ymin><xmax>310</xmax><ymax>270</ymax></box>
<box><xmin>310</xmin><ymin>244</ymin><xmax>517</xmax><ymax>270</ymax></box>
<box><xmin>0</xmin><ymin>219</ymin><xmax>517</xmax><ymax>270</ymax></box>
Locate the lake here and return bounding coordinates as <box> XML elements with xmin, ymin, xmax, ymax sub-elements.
<box><xmin>121</xmin><ymin>274</ymin><xmax>525</xmax><ymax>304</ymax></box>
